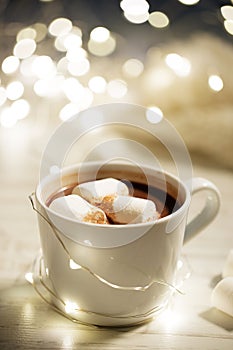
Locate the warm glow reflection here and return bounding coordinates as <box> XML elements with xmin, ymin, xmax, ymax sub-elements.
<box><xmin>69</xmin><ymin>259</ymin><xmax>82</xmax><ymax>270</ymax></box>
<box><xmin>88</xmin><ymin>76</ymin><xmax>107</xmax><ymax>93</ymax></box>
<box><xmin>13</xmin><ymin>39</ymin><xmax>36</xmax><ymax>59</ymax></box>
<box><xmin>90</xmin><ymin>27</ymin><xmax>110</xmax><ymax>43</ymax></box>
<box><xmin>48</xmin><ymin>18</ymin><xmax>72</xmax><ymax>37</ymax></box>
<box><xmin>64</xmin><ymin>301</ymin><xmax>79</xmax><ymax>314</ymax></box>
<box><xmin>2</xmin><ymin>56</ymin><xmax>19</xmax><ymax>74</ymax></box>
<box><xmin>208</xmin><ymin>75</ymin><xmax>224</xmax><ymax>92</ymax></box>
<box><xmin>25</xmin><ymin>272</ymin><xmax>34</xmax><ymax>284</ymax></box>
<box><xmin>107</xmin><ymin>79</ymin><xmax>127</xmax><ymax>98</ymax></box>
<box><xmin>149</xmin><ymin>11</ymin><xmax>169</xmax><ymax>28</ymax></box>
<box><xmin>122</xmin><ymin>58</ymin><xmax>144</xmax><ymax>77</ymax></box>
<box><xmin>165</xmin><ymin>53</ymin><xmax>191</xmax><ymax>77</ymax></box>
<box><xmin>6</xmin><ymin>81</ymin><xmax>24</xmax><ymax>100</ymax></box>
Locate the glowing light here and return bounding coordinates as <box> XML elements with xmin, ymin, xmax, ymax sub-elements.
<box><xmin>63</xmin><ymin>33</ymin><xmax>82</xmax><ymax>50</ymax></box>
<box><xmin>107</xmin><ymin>79</ymin><xmax>127</xmax><ymax>98</ymax></box>
<box><xmin>25</xmin><ymin>272</ymin><xmax>34</xmax><ymax>284</ymax></box>
<box><xmin>120</xmin><ymin>0</ymin><xmax>150</xmax><ymax>15</ymax></box>
<box><xmin>165</xmin><ymin>53</ymin><xmax>191</xmax><ymax>77</ymax></box>
<box><xmin>146</xmin><ymin>106</ymin><xmax>163</xmax><ymax>124</ymax></box>
<box><xmin>32</xmin><ymin>55</ymin><xmax>56</xmax><ymax>78</ymax></box>
<box><xmin>6</xmin><ymin>81</ymin><xmax>24</xmax><ymax>100</ymax></box>
<box><xmin>88</xmin><ymin>36</ymin><xmax>116</xmax><ymax>56</ymax></box>
<box><xmin>48</xmin><ymin>18</ymin><xmax>72</xmax><ymax>37</ymax></box>
<box><xmin>68</xmin><ymin>59</ymin><xmax>90</xmax><ymax>77</ymax></box>
<box><xmin>224</xmin><ymin>20</ymin><xmax>233</xmax><ymax>35</ymax></box>
<box><xmin>124</xmin><ymin>12</ymin><xmax>149</xmax><ymax>24</ymax></box>
<box><xmin>66</xmin><ymin>48</ymin><xmax>87</xmax><ymax>63</ymax></box>
<box><xmin>88</xmin><ymin>76</ymin><xmax>107</xmax><ymax>93</ymax></box>
<box><xmin>122</xmin><ymin>58</ymin><xmax>144</xmax><ymax>77</ymax></box>
<box><xmin>62</xmin><ymin>77</ymin><xmax>84</xmax><ymax>102</ymax></box>
<box><xmin>64</xmin><ymin>301</ymin><xmax>79</xmax><ymax>314</ymax></box>
<box><xmin>54</xmin><ymin>27</ymin><xmax>82</xmax><ymax>52</ymax></box>
<box><xmin>13</xmin><ymin>39</ymin><xmax>36</xmax><ymax>59</ymax></box>
<box><xmin>178</xmin><ymin>0</ymin><xmax>200</xmax><ymax>5</ymax></box>
<box><xmin>17</xmin><ymin>27</ymin><xmax>37</xmax><ymax>42</ymax></box>
<box><xmin>0</xmin><ymin>87</ymin><xmax>7</xmax><ymax>106</ymax></box>
<box><xmin>11</xmin><ymin>99</ymin><xmax>30</xmax><ymax>119</ymax></box>
<box><xmin>208</xmin><ymin>75</ymin><xmax>224</xmax><ymax>92</ymax></box>
<box><xmin>90</xmin><ymin>27</ymin><xmax>110</xmax><ymax>43</ymax></box>
<box><xmin>69</xmin><ymin>259</ymin><xmax>82</xmax><ymax>270</ymax></box>
<box><xmin>34</xmin><ymin>76</ymin><xmax>64</xmax><ymax>97</ymax></box>
<box><xmin>149</xmin><ymin>11</ymin><xmax>169</xmax><ymax>28</ymax></box>
<box><xmin>0</xmin><ymin>107</ymin><xmax>17</xmax><ymax>128</ymax></box>
<box><xmin>221</xmin><ymin>6</ymin><xmax>233</xmax><ymax>20</ymax></box>
<box><xmin>20</xmin><ymin>55</ymin><xmax>37</xmax><ymax>77</ymax></box>
<box><xmin>49</xmin><ymin>165</ymin><xmax>60</xmax><ymax>174</ymax></box>
<box><xmin>159</xmin><ymin>306</ymin><xmax>183</xmax><ymax>330</ymax></box>
<box><xmin>2</xmin><ymin>56</ymin><xmax>20</xmax><ymax>74</ymax></box>
<box><xmin>59</xmin><ymin>103</ymin><xmax>80</xmax><ymax>121</ymax></box>
<box><xmin>32</xmin><ymin>23</ymin><xmax>47</xmax><ymax>42</ymax></box>
<box><xmin>57</xmin><ymin>57</ymin><xmax>69</xmax><ymax>74</ymax></box>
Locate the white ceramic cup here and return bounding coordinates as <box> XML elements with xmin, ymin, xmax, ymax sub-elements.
<box><xmin>33</xmin><ymin>161</ymin><xmax>220</xmax><ymax>326</ymax></box>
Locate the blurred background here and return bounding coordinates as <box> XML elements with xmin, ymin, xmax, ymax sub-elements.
<box><xmin>0</xmin><ymin>0</ymin><xmax>232</xmax><ymax>288</ymax></box>
<box><xmin>0</xmin><ymin>0</ymin><xmax>233</xmax><ymax>171</ymax></box>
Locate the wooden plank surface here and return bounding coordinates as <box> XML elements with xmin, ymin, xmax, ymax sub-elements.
<box><xmin>0</xmin><ymin>125</ymin><xmax>233</xmax><ymax>349</ymax></box>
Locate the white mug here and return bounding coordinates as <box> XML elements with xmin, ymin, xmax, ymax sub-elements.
<box><xmin>32</xmin><ymin>161</ymin><xmax>220</xmax><ymax>326</ymax></box>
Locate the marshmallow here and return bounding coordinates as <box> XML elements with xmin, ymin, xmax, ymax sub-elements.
<box><xmin>98</xmin><ymin>195</ymin><xmax>158</xmax><ymax>224</ymax></box>
<box><xmin>72</xmin><ymin>178</ymin><xmax>129</xmax><ymax>204</ymax></box>
<box><xmin>222</xmin><ymin>249</ymin><xmax>233</xmax><ymax>278</ymax></box>
<box><xmin>49</xmin><ymin>194</ymin><xmax>108</xmax><ymax>224</ymax></box>
<box><xmin>211</xmin><ymin>277</ymin><xmax>233</xmax><ymax>318</ymax></box>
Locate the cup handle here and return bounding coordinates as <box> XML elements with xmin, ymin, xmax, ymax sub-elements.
<box><xmin>183</xmin><ymin>177</ymin><xmax>220</xmax><ymax>244</ymax></box>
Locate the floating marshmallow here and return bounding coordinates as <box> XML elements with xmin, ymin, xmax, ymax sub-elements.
<box><xmin>222</xmin><ymin>249</ymin><xmax>233</xmax><ymax>278</ymax></box>
<box><xmin>72</xmin><ymin>178</ymin><xmax>129</xmax><ymax>204</ymax></box>
<box><xmin>211</xmin><ymin>277</ymin><xmax>233</xmax><ymax>318</ymax></box>
<box><xmin>49</xmin><ymin>194</ymin><xmax>108</xmax><ymax>224</ymax></box>
<box><xmin>98</xmin><ymin>195</ymin><xmax>158</xmax><ymax>224</ymax></box>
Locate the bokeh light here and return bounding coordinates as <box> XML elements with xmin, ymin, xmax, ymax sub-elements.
<box><xmin>6</xmin><ymin>81</ymin><xmax>24</xmax><ymax>100</ymax></box>
<box><xmin>107</xmin><ymin>79</ymin><xmax>127</xmax><ymax>98</ymax></box>
<box><xmin>2</xmin><ymin>56</ymin><xmax>20</xmax><ymax>74</ymax></box>
<box><xmin>165</xmin><ymin>53</ymin><xmax>191</xmax><ymax>77</ymax></box>
<box><xmin>149</xmin><ymin>12</ymin><xmax>169</xmax><ymax>28</ymax></box>
<box><xmin>178</xmin><ymin>0</ymin><xmax>200</xmax><ymax>5</ymax></box>
<box><xmin>224</xmin><ymin>20</ymin><xmax>233</xmax><ymax>35</ymax></box>
<box><xmin>221</xmin><ymin>5</ymin><xmax>233</xmax><ymax>20</ymax></box>
<box><xmin>48</xmin><ymin>18</ymin><xmax>72</xmax><ymax>37</ymax></box>
<box><xmin>11</xmin><ymin>99</ymin><xmax>30</xmax><ymax>119</ymax></box>
<box><xmin>208</xmin><ymin>75</ymin><xmax>224</xmax><ymax>92</ymax></box>
<box><xmin>90</xmin><ymin>27</ymin><xmax>110</xmax><ymax>43</ymax></box>
<box><xmin>13</xmin><ymin>39</ymin><xmax>36</xmax><ymax>59</ymax></box>
<box><xmin>88</xmin><ymin>76</ymin><xmax>107</xmax><ymax>93</ymax></box>
<box><xmin>0</xmin><ymin>87</ymin><xmax>7</xmax><ymax>106</ymax></box>
<box><xmin>122</xmin><ymin>58</ymin><xmax>144</xmax><ymax>77</ymax></box>
<box><xmin>17</xmin><ymin>27</ymin><xmax>37</xmax><ymax>42</ymax></box>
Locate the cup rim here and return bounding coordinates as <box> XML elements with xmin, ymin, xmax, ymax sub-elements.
<box><xmin>36</xmin><ymin>161</ymin><xmax>191</xmax><ymax>229</ymax></box>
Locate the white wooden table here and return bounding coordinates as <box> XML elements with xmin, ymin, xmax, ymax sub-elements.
<box><xmin>0</xmin><ymin>125</ymin><xmax>233</xmax><ymax>349</ymax></box>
